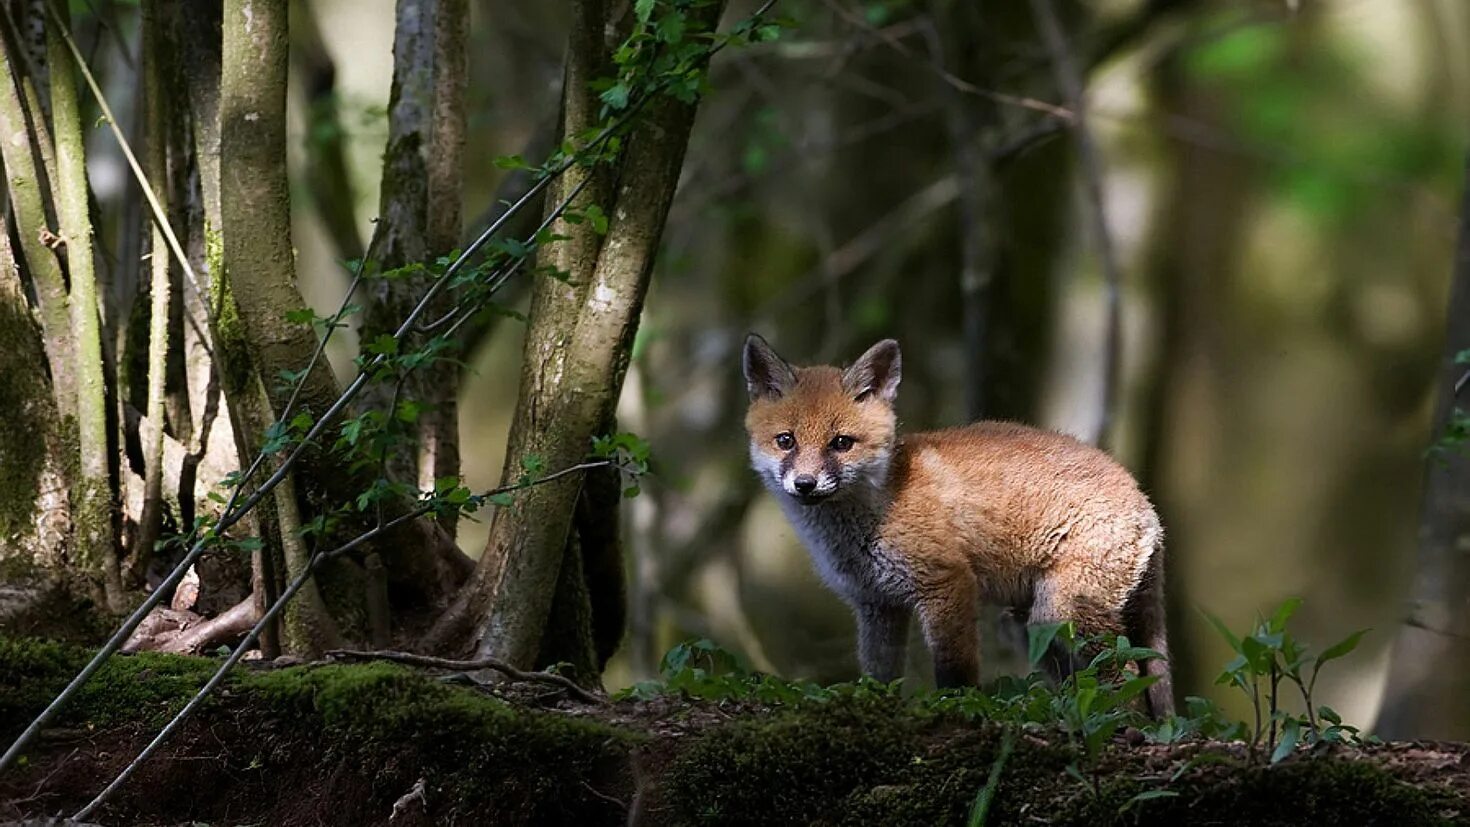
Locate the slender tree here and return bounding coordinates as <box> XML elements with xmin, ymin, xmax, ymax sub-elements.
<box><xmin>48</xmin><ymin>0</ymin><xmax>122</xmax><ymax>610</ymax></box>
<box><xmin>132</xmin><ymin>0</ymin><xmax>177</xmax><ymax>584</ymax></box>
<box><xmin>1375</xmin><ymin>156</ymin><xmax>1470</xmax><ymax>739</ymax></box>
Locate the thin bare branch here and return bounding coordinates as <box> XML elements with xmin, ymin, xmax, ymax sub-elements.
<box><xmin>819</xmin><ymin>0</ymin><xmax>1075</xmax><ymax>122</ymax></box>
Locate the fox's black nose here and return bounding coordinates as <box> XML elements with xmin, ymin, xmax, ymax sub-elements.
<box><xmin>793</xmin><ymin>475</ymin><xmax>817</xmax><ymax>495</ymax></box>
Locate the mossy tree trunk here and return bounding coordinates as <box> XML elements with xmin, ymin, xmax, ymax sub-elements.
<box><xmin>0</xmin><ymin>211</ymin><xmax>72</xmax><ymax>621</ymax></box>
<box><xmin>358</xmin><ymin>0</ymin><xmax>467</xmax><ymax>537</ymax></box>
<box><xmin>47</xmin><ymin>1</ymin><xmax>123</xmax><ymax>612</ymax></box>
<box><xmin>427</xmin><ymin>0</ymin><xmax>727</xmax><ymax>678</ymax></box>
<box><xmin>218</xmin><ymin>0</ymin><xmax>342</xmax><ymax>656</ymax></box>
<box><xmin>1376</xmin><ymin>155</ymin><xmax>1470</xmax><ymax>739</ymax></box>
<box><xmin>0</xmin><ymin>11</ymin><xmax>120</xmax><ymax>619</ymax></box>
<box><xmin>179</xmin><ymin>0</ymin><xmax>282</xmax><ymax>657</ymax></box>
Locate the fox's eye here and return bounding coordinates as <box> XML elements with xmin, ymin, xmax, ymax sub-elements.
<box><xmin>774</xmin><ymin>432</ymin><xmax>795</xmax><ymax>451</ymax></box>
<box><xmin>829</xmin><ymin>435</ymin><xmax>855</xmax><ymax>452</ymax></box>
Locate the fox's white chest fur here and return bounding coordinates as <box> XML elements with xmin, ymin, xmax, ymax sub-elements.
<box><xmin>771</xmin><ymin>485</ymin><xmax>912</xmax><ymax>605</ymax></box>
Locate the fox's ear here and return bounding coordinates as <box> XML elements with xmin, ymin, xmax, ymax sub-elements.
<box><xmin>843</xmin><ymin>339</ymin><xmax>901</xmax><ymax>403</ymax></box>
<box><xmin>743</xmin><ymin>333</ymin><xmax>796</xmax><ymax>400</ymax></box>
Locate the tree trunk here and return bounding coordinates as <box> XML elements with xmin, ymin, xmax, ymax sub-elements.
<box><xmin>132</xmin><ymin>0</ymin><xmax>177</xmax><ymax>585</ymax></box>
<box><xmin>428</xmin><ymin>0</ymin><xmax>728</xmax><ymax>673</ymax></box>
<box><xmin>0</xmin><ymin>205</ymin><xmax>73</xmax><ymax>628</ymax></box>
<box><xmin>218</xmin><ymin>0</ymin><xmax>341</xmax><ymax>650</ymax></box>
<box><xmin>1375</xmin><ymin>155</ymin><xmax>1470</xmax><ymax>739</ymax></box>
<box><xmin>47</xmin><ymin>0</ymin><xmax>123</xmax><ymax>611</ymax></box>
<box><xmin>358</xmin><ymin>0</ymin><xmax>467</xmax><ymax>537</ymax></box>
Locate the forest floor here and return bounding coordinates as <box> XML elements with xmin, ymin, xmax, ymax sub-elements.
<box><xmin>2</xmin><ymin>637</ymin><xmax>1469</xmax><ymax>826</ymax></box>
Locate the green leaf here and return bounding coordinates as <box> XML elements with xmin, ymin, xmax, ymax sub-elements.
<box><xmin>1202</xmin><ymin>609</ymin><xmax>1242</xmax><ymax>653</ymax></box>
<box><xmin>600</xmin><ymin>82</ymin><xmax>630</xmax><ymax>111</ymax></box>
<box><xmin>1271</xmin><ymin>718</ymin><xmax>1300</xmax><ymax>764</ymax></box>
<box><xmin>396</xmin><ymin>400</ymin><xmax>422</xmax><ymax>424</ymax></box>
<box><xmin>289</xmin><ymin>411</ymin><xmax>314</xmax><ymax>432</ymax></box>
<box><xmin>1318</xmin><ymin>705</ymin><xmax>1342</xmax><ymax>726</ymax></box>
<box><xmin>656</xmin><ymin>10</ymin><xmax>686</xmax><ymax>43</ymax></box>
<box><xmin>1027</xmin><ymin>622</ymin><xmax>1066</xmax><ymax>667</ymax></box>
<box><xmin>634</xmin><ymin>0</ymin><xmax>655</xmax><ymax>22</ymax></box>
<box><xmin>1113</xmin><ymin>675</ymin><xmax>1159</xmax><ymax>706</ymax></box>
<box><xmin>284</xmin><ymin>307</ymin><xmax>316</xmax><ymax>325</ymax></box>
<box><xmin>1240</xmin><ymin>635</ymin><xmax>1271</xmax><ymax>674</ymax></box>
<box><xmin>493</xmin><ymin>154</ymin><xmax>530</xmax><ymax>170</ymax></box>
<box><xmin>583</xmin><ymin>204</ymin><xmax>609</xmax><ymax>235</ymax></box>
<box><xmin>520</xmin><ymin>453</ymin><xmax>546</xmax><ymax>477</ymax></box>
<box><xmin>487</xmin><ymin>492</ymin><xmax>513</xmax><ymax>507</ymax></box>
<box><xmin>364</xmin><ymin>334</ymin><xmax>399</xmax><ymax>356</ymax></box>
<box><xmin>1268</xmin><ymin>597</ymin><xmax>1302</xmax><ymax>633</ymax></box>
<box><xmin>1119</xmin><ymin>790</ymin><xmax>1179</xmax><ymax>814</ymax></box>
<box><xmin>1315</xmin><ymin>629</ymin><xmax>1368</xmax><ymax>669</ymax></box>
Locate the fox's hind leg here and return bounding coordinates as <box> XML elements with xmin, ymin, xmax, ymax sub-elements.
<box><xmin>1122</xmin><ymin>544</ymin><xmax>1174</xmax><ymax>717</ymax></box>
<box><xmin>1027</xmin><ymin>571</ymin><xmax>1130</xmax><ymax>688</ymax></box>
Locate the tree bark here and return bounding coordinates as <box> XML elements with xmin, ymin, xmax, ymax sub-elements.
<box><xmin>132</xmin><ymin>0</ymin><xmax>177</xmax><ymax>585</ymax></box>
<box><xmin>1375</xmin><ymin>155</ymin><xmax>1470</xmax><ymax>739</ymax></box>
<box><xmin>429</xmin><ymin>0</ymin><xmax>728</xmax><ymax>672</ymax></box>
<box><xmin>218</xmin><ymin>0</ymin><xmax>342</xmax><ymax>649</ymax></box>
<box><xmin>0</xmin><ymin>31</ymin><xmax>73</xmax><ymax>434</ymax></box>
<box><xmin>0</xmin><ymin>202</ymin><xmax>70</xmax><ymax>599</ymax></box>
<box><xmin>48</xmin><ymin>0</ymin><xmax>123</xmax><ymax>611</ymax></box>
<box><xmin>358</xmin><ymin>0</ymin><xmax>467</xmax><ymax>537</ymax></box>
<box><xmin>218</xmin><ymin>0</ymin><xmax>469</xmax><ymax>645</ymax></box>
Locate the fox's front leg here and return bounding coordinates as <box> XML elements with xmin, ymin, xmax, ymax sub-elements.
<box><xmin>855</xmin><ymin>602</ymin><xmax>910</xmax><ymax>682</ymax></box>
<box><xmin>915</xmin><ymin>570</ymin><xmax>981</xmax><ymax>688</ymax></box>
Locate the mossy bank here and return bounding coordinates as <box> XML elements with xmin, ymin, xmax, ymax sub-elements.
<box><xmin>1</xmin><ymin>637</ymin><xmax>1464</xmax><ymax>826</ymax></box>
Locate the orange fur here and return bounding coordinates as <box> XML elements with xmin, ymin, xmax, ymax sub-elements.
<box><xmin>743</xmin><ymin>335</ymin><xmax>1173</xmax><ymax>715</ymax></box>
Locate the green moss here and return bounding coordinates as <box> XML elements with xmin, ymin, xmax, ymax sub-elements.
<box><xmin>662</xmin><ymin>693</ymin><xmax>1456</xmax><ymax>826</ymax></box>
<box><xmin>2</xmin><ymin>638</ymin><xmax>638</xmax><ymax>823</ymax></box>
<box><xmin>205</xmin><ymin>224</ymin><xmax>252</xmax><ymax>396</ymax></box>
<box><xmin>663</xmin><ymin>695</ymin><xmax>1074</xmax><ymax>826</ymax></box>
<box><xmin>0</xmin><ymin>299</ymin><xmax>52</xmax><ymax>543</ymax></box>
<box><xmin>0</xmin><ymin>637</ymin><xmax>217</xmax><ymax>734</ymax></box>
<box><xmin>1076</xmin><ymin>758</ymin><xmax>1457</xmax><ymax>827</ymax></box>
<box><xmin>1</xmin><ymin>639</ymin><xmax>1460</xmax><ymax>825</ymax></box>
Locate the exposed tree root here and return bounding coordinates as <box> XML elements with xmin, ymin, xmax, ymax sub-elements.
<box><xmin>123</xmin><ymin>595</ymin><xmax>259</xmax><ymax>655</ymax></box>
<box><xmin>326</xmin><ymin>648</ymin><xmax>607</xmax><ymax>705</ymax></box>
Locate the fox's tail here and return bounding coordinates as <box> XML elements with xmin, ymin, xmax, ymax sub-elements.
<box><xmin>1125</xmin><ymin>540</ymin><xmax>1174</xmax><ymax>718</ymax></box>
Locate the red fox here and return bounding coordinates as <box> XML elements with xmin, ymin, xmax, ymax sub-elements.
<box><xmin>742</xmin><ymin>335</ymin><xmax>1173</xmax><ymax>716</ymax></box>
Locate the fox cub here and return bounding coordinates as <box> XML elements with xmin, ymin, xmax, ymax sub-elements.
<box><xmin>742</xmin><ymin>335</ymin><xmax>1172</xmax><ymax>716</ymax></box>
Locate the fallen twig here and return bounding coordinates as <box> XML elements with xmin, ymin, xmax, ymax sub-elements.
<box><xmin>327</xmin><ymin>649</ymin><xmax>608</xmax><ymax>706</ymax></box>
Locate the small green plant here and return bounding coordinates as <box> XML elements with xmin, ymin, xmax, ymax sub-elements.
<box><xmin>1017</xmin><ymin>624</ymin><xmax>1162</xmax><ymax>801</ymax></box>
<box><xmin>1203</xmin><ymin>597</ymin><xmax>1370</xmax><ymax>763</ymax></box>
<box><xmin>617</xmin><ymin>638</ymin><xmax>861</xmax><ymax>705</ymax></box>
